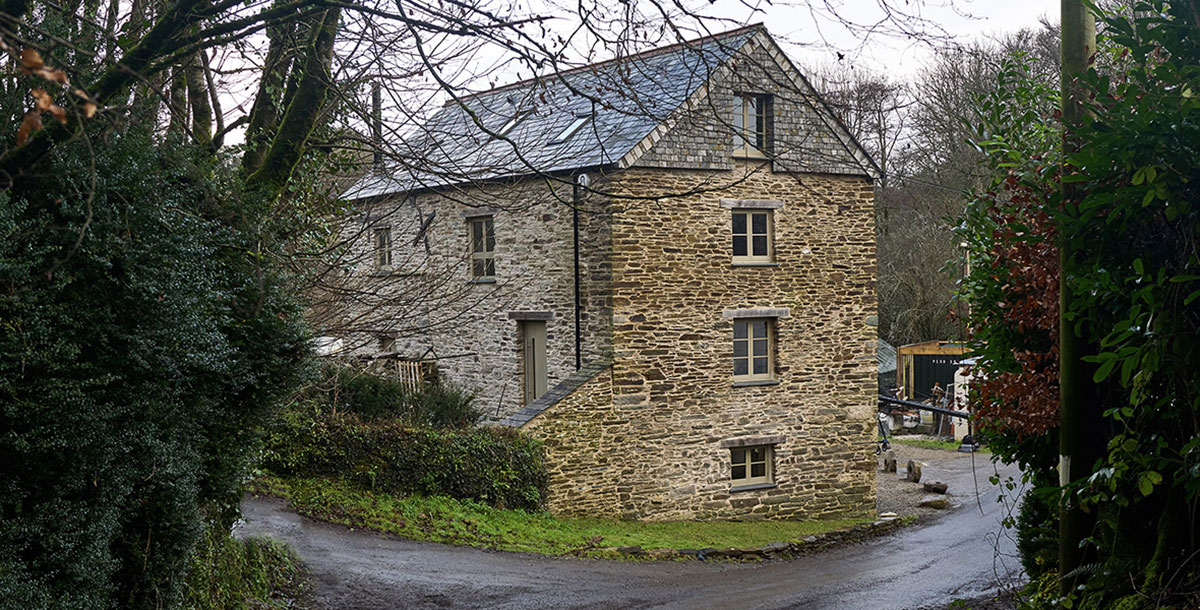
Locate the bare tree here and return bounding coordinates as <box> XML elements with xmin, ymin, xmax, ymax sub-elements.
<box><xmin>805</xmin><ymin>64</ymin><xmax>909</xmax><ymax>188</ymax></box>
<box><xmin>0</xmin><ymin>0</ymin><xmax>992</xmax><ymax>364</ymax></box>
<box><xmin>817</xmin><ymin>21</ymin><xmax>1062</xmax><ymax>348</ymax></box>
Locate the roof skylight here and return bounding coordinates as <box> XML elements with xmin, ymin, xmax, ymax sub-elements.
<box><xmin>496</xmin><ymin>114</ymin><xmax>522</xmax><ymax>137</ymax></box>
<box><xmin>548</xmin><ymin>113</ymin><xmax>593</xmax><ymax>145</ymax></box>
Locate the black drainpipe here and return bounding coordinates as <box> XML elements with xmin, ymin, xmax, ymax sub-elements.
<box><xmin>371</xmin><ymin>81</ymin><xmax>383</xmax><ymax>169</ymax></box>
<box><xmin>572</xmin><ymin>178</ymin><xmax>582</xmax><ymax>370</ymax></box>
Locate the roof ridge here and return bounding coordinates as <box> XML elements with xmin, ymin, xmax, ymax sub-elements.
<box><xmin>451</xmin><ymin>23</ymin><xmax>765</xmax><ymax>105</ymax></box>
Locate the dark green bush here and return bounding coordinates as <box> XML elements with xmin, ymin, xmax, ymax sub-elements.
<box><xmin>1016</xmin><ymin>490</ymin><xmax>1058</xmax><ymax>580</ymax></box>
<box><xmin>406</xmin><ymin>381</ymin><xmax>482</xmax><ymax>429</ymax></box>
<box><xmin>322</xmin><ymin>362</ymin><xmax>410</xmax><ymax>419</ymax></box>
<box><xmin>316</xmin><ymin>362</ymin><xmax>482</xmax><ymax>428</ymax></box>
<box><xmin>262</xmin><ymin>406</ymin><xmax>547</xmax><ymax>510</ymax></box>
<box><xmin>0</xmin><ymin>131</ymin><xmax>306</xmax><ymax>608</ymax></box>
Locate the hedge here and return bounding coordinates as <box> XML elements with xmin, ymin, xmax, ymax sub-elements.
<box><xmin>262</xmin><ymin>405</ymin><xmax>547</xmax><ymax>510</ymax></box>
<box><xmin>183</xmin><ymin>521</ymin><xmax>307</xmax><ymax>609</ymax></box>
<box><xmin>315</xmin><ymin>363</ymin><xmax>482</xmax><ymax>428</ymax></box>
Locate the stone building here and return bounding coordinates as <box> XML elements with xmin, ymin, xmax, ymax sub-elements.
<box><xmin>336</xmin><ymin>24</ymin><xmax>879</xmax><ymax>521</ymax></box>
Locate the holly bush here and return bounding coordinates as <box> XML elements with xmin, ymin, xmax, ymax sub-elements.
<box><xmin>0</xmin><ymin>130</ymin><xmax>307</xmax><ymax>608</ymax></box>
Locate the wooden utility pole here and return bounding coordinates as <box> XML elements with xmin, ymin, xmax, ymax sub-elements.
<box><xmin>1059</xmin><ymin>0</ymin><xmax>1097</xmax><ymax>596</ymax></box>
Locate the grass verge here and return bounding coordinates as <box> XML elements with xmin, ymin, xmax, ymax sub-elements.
<box><xmin>250</xmin><ymin>476</ymin><xmax>872</xmax><ymax>556</ymax></box>
<box><xmin>891</xmin><ymin>438</ymin><xmax>990</xmax><ymax>453</ymax></box>
<box><xmin>184</xmin><ymin>520</ymin><xmax>309</xmax><ymax>609</ymax></box>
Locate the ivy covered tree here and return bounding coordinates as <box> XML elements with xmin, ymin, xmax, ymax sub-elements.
<box><xmin>961</xmin><ymin>2</ymin><xmax>1200</xmax><ymax>607</ymax></box>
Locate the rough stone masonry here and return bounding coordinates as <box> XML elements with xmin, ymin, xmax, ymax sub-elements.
<box><xmin>335</xmin><ymin>26</ymin><xmax>879</xmax><ymax>522</ymax></box>
<box><xmin>525</xmin><ymin>160</ymin><xmax>878</xmax><ymax>521</ymax></box>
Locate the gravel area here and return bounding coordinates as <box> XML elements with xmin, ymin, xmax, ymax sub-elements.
<box><xmin>875</xmin><ymin>444</ymin><xmax>993</xmax><ymax>521</ymax></box>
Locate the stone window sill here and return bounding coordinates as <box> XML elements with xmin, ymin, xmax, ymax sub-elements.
<box><xmin>732</xmin><ymin>379</ymin><xmax>780</xmax><ymax>388</ymax></box>
<box><xmin>731</xmin><ymin>262</ymin><xmax>779</xmax><ymax>268</ymax></box>
<box><xmin>468</xmin><ymin>278</ymin><xmax>496</xmax><ymax>284</ymax></box>
<box><xmin>730</xmin><ymin>483</ymin><xmax>778</xmax><ymax>493</ymax></box>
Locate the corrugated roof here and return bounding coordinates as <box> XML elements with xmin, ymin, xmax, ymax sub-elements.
<box><xmin>878</xmin><ymin>340</ymin><xmax>897</xmax><ymax>374</ymax></box>
<box><xmin>342</xmin><ymin>26</ymin><xmax>761</xmax><ymax>200</ymax></box>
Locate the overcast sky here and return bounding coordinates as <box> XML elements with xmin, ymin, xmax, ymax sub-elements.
<box><xmin>699</xmin><ymin>0</ymin><xmax>1058</xmax><ymax>76</ymax></box>
<box><xmin>222</xmin><ymin>0</ymin><xmax>1062</xmax><ymax>144</ymax></box>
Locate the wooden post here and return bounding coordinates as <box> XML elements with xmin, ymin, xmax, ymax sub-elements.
<box><xmin>1059</xmin><ymin>0</ymin><xmax>1097</xmax><ymax>595</ymax></box>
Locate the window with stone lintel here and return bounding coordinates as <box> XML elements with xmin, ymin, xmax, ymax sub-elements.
<box><xmin>468</xmin><ymin>216</ymin><xmax>495</xmax><ymax>280</ymax></box>
<box><xmin>732</xmin><ymin>318</ymin><xmax>772</xmax><ymax>381</ymax></box>
<box><xmin>732</xmin><ymin>210</ymin><xmax>772</xmax><ymax>263</ymax></box>
<box><xmin>730</xmin><ymin>445</ymin><xmax>773</xmax><ymax>486</ymax></box>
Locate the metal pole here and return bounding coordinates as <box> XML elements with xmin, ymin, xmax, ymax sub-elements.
<box><xmin>371</xmin><ymin>81</ymin><xmax>383</xmax><ymax>170</ymax></box>
<box><xmin>573</xmin><ymin>180</ymin><xmax>582</xmax><ymax>370</ymax></box>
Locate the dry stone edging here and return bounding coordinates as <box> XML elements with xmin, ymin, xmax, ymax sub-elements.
<box><xmin>904</xmin><ymin>460</ymin><xmax>924</xmax><ymax>483</ymax></box>
<box><xmin>590</xmin><ymin>516</ymin><xmax>908</xmax><ymax>562</ymax></box>
<box><xmin>918</xmin><ymin>496</ymin><xmax>950</xmax><ymax>510</ymax></box>
<box><xmin>922</xmin><ymin>481</ymin><xmax>948</xmax><ymax>494</ymax></box>
<box><xmin>882</xmin><ymin>450</ymin><xmax>897</xmax><ymax>473</ymax></box>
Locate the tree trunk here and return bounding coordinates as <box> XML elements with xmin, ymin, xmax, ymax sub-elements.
<box><xmin>245</xmin><ymin>7</ymin><xmax>340</xmax><ymax>195</ymax></box>
<box><xmin>185</xmin><ymin>51</ymin><xmax>212</xmax><ymax>146</ymax></box>
<box><xmin>242</xmin><ymin>11</ymin><xmax>295</xmax><ymax>173</ymax></box>
<box><xmin>167</xmin><ymin>65</ymin><xmax>188</xmax><ymax>135</ymax></box>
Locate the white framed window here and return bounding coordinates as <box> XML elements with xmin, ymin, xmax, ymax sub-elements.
<box><xmin>549</xmin><ymin>112</ymin><xmax>593</xmax><ymax>145</ymax></box>
<box><xmin>732</xmin><ymin>93</ymin><xmax>768</xmax><ymax>157</ymax></box>
<box><xmin>373</xmin><ymin>227</ymin><xmax>392</xmax><ymax>270</ymax></box>
<box><xmin>469</xmin><ymin>216</ymin><xmax>495</xmax><ymax>279</ymax></box>
<box><xmin>731</xmin><ymin>445</ymin><xmax>773</xmax><ymax>486</ymax></box>
<box><xmin>733</xmin><ymin>318</ymin><xmax>772</xmax><ymax>381</ymax></box>
<box><xmin>732</xmin><ymin>210</ymin><xmax>772</xmax><ymax>262</ymax></box>
<box><xmin>377</xmin><ymin>335</ymin><xmax>396</xmax><ymax>353</ymax></box>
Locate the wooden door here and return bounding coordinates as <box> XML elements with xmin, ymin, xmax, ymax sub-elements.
<box><xmin>522</xmin><ymin>321</ymin><xmax>547</xmax><ymax>404</ymax></box>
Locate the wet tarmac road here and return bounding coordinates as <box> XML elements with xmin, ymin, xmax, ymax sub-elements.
<box><xmin>237</xmin><ymin>455</ymin><xmax>1023</xmax><ymax>610</ymax></box>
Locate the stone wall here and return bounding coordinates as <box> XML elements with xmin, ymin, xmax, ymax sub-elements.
<box><xmin>635</xmin><ymin>34</ymin><xmax>866</xmax><ymax>177</ymax></box>
<box><xmin>526</xmin><ymin>161</ymin><xmax>877</xmax><ymax>521</ymax></box>
<box><xmin>324</xmin><ymin>175</ymin><xmax>613</xmax><ymax>422</ymax></box>
<box><xmin>518</xmin><ymin>362</ymin><xmax>624</xmax><ymax>516</ymax></box>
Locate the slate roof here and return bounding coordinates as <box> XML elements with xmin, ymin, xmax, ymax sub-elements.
<box><xmin>495</xmin><ymin>359</ymin><xmax>611</xmax><ymax>428</ymax></box>
<box><xmin>343</xmin><ymin>26</ymin><xmax>761</xmax><ymax>200</ymax></box>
